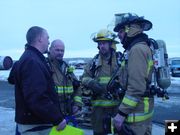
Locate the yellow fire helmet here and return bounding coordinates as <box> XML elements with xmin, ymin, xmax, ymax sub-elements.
<box><xmin>92</xmin><ymin>29</ymin><xmax>119</xmax><ymax>44</ymax></box>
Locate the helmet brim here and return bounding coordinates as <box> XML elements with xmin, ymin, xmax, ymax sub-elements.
<box><xmin>114</xmin><ymin>19</ymin><xmax>152</xmax><ymax>32</ymax></box>
<box><xmin>94</xmin><ymin>38</ymin><xmax>119</xmax><ymax>44</ymax></box>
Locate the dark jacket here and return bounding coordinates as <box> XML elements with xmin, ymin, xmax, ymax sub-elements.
<box><xmin>8</xmin><ymin>61</ymin><xmax>18</xmax><ymax>84</ymax></box>
<box><xmin>14</xmin><ymin>45</ymin><xmax>63</xmax><ymax>125</ymax></box>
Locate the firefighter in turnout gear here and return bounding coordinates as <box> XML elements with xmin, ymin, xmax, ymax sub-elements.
<box><xmin>82</xmin><ymin>29</ymin><xmax>123</xmax><ymax>135</ymax></box>
<box><xmin>47</xmin><ymin>39</ymin><xmax>83</xmax><ymax>125</ymax></box>
<box><xmin>113</xmin><ymin>13</ymin><xmax>154</xmax><ymax>135</ymax></box>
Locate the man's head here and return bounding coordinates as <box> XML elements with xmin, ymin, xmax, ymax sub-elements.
<box><xmin>113</xmin><ymin>13</ymin><xmax>152</xmax><ymax>45</ymax></box>
<box><xmin>92</xmin><ymin>29</ymin><xmax>119</xmax><ymax>55</ymax></box>
<box><xmin>26</xmin><ymin>26</ymin><xmax>50</xmax><ymax>53</ymax></box>
<box><xmin>49</xmin><ymin>39</ymin><xmax>65</xmax><ymax>61</ymax></box>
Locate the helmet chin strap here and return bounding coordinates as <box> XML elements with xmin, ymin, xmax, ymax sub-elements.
<box><xmin>121</xmin><ymin>32</ymin><xmax>128</xmax><ymax>49</ymax></box>
<box><xmin>120</xmin><ymin>25</ymin><xmax>129</xmax><ymax>48</ymax></box>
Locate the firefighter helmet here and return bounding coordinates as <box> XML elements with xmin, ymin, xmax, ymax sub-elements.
<box><xmin>114</xmin><ymin>13</ymin><xmax>152</xmax><ymax>32</ymax></box>
<box><xmin>93</xmin><ymin>29</ymin><xmax>119</xmax><ymax>44</ymax></box>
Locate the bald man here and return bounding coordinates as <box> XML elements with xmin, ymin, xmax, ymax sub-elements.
<box><xmin>47</xmin><ymin>39</ymin><xmax>83</xmax><ymax>126</ymax></box>
<box><xmin>49</xmin><ymin>39</ymin><xmax>65</xmax><ymax>61</ymax></box>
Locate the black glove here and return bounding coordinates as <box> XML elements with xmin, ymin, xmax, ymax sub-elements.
<box><xmin>107</xmin><ymin>78</ymin><xmax>125</xmax><ymax>100</ymax></box>
<box><xmin>72</xmin><ymin>79</ymin><xmax>81</xmax><ymax>90</ymax></box>
<box><xmin>89</xmin><ymin>80</ymin><xmax>106</xmax><ymax>96</ymax></box>
<box><xmin>107</xmin><ymin>79</ymin><xmax>121</xmax><ymax>94</ymax></box>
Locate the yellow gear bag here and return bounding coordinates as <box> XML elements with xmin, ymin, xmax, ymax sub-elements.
<box><xmin>49</xmin><ymin>125</ymin><xmax>84</xmax><ymax>135</ymax></box>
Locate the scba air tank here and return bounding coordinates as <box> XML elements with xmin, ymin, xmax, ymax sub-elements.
<box><xmin>155</xmin><ymin>40</ymin><xmax>171</xmax><ymax>89</ymax></box>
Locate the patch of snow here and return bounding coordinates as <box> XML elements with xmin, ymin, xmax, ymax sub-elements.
<box><xmin>0</xmin><ymin>70</ymin><xmax>9</xmax><ymax>81</ymax></box>
<box><xmin>0</xmin><ymin>107</ymin><xmax>15</xmax><ymax>134</ymax></box>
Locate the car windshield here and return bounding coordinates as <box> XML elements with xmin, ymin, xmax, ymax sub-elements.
<box><xmin>172</xmin><ymin>60</ymin><xmax>180</xmax><ymax>65</ymax></box>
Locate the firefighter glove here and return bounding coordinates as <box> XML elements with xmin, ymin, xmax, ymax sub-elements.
<box><xmin>72</xmin><ymin>79</ymin><xmax>81</xmax><ymax>90</ymax></box>
<box><xmin>88</xmin><ymin>80</ymin><xmax>106</xmax><ymax>95</ymax></box>
<box><xmin>107</xmin><ymin>79</ymin><xmax>121</xmax><ymax>94</ymax></box>
<box><xmin>113</xmin><ymin>113</ymin><xmax>125</xmax><ymax>131</ymax></box>
<box><xmin>56</xmin><ymin>119</ymin><xmax>67</xmax><ymax>131</ymax></box>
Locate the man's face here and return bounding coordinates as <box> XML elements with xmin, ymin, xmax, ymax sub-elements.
<box><xmin>49</xmin><ymin>43</ymin><xmax>64</xmax><ymax>61</ymax></box>
<box><xmin>117</xmin><ymin>28</ymin><xmax>126</xmax><ymax>42</ymax></box>
<box><xmin>40</xmin><ymin>30</ymin><xmax>50</xmax><ymax>53</ymax></box>
<box><xmin>98</xmin><ymin>41</ymin><xmax>111</xmax><ymax>55</ymax></box>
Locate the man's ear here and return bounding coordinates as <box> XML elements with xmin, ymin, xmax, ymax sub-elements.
<box><xmin>37</xmin><ymin>35</ymin><xmax>42</xmax><ymax>43</ymax></box>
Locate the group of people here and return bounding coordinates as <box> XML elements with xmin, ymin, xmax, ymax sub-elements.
<box><xmin>8</xmin><ymin>12</ymin><xmax>155</xmax><ymax>135</ymax></box>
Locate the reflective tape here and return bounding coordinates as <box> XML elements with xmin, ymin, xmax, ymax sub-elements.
<box><xmin>99</xmin><ymin>77</ymin><xmax>111</xmax><ymax>84</ymax></box>
<box><xmin>91</xmin><ymin>100</ymin><xmax>119</xmax><ymax>107</ymax></box>
<box><xmin>126</xmin><ymin>110</ymin><xmax>154</xmax><ymax>123</ymax></box>
<box><xmin>74</xmin><ymin>96</ymin><xmax>83</xmax><ymax>104</ymax></box>
<box><xmin>143</xmin><ymin>97</ymin><xmax>149</xmax><ymax>113</ymax></box>
<box><xmin>56</xmin><ymin>86</ymin><xmax>73</xmax><ymax>94</ymax></box>
<box><xmin>122</xmin><ymin>95</ymin><xmax>139</xmax><ymax>107</ymax></box>
<box><xmin>147</xmin><ymin>60</ymin><xmax>153</xmax><ymax>75</ymax></box>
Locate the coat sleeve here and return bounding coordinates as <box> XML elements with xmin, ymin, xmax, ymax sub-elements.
<box><xmin>119</xmin><ymin>44</ymin><xmax>150</xmax><ymax>115</ymax></box>
<box><xmin>8</xmin><ymin>61</ymin><xmax>18</xmax><ymax>84</ymax></box>
<box><xmin>21</xmin><ymin>59</ymin><xmax>63</xmax><ymax>125</ymax></box>
<box><xmin>71</xmin><ymin>73</ymin><xmax>83</xmax><ymax>107</ymax></box>
<box><xmin>81</xmin><ymin>60</ymin><xmax>94</xmax><ymax>87</ymax></box>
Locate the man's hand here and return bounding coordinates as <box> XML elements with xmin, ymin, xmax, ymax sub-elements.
<box><xmin>72</xmin><ymin>80</ymin><xmax>81</xmax><ymax>90</ymax></box>
<box><xmin>89</xmin><ymin>80</ymin><xmax>106</xmax><ymax>95</ymax></box>
<box><xmin>113</xmin><ymin>113</ymin><xmax>125</xmax><ymax>131</ymax></box>
<box><xmin>107</xmin><ymin>77</ymin><xmax>120</xmax><ymax>94</ymax></box>
<box><xmin>56</xmin><ymin>119</ymin><xmax>67</xmax><ymax>131</ymax></box>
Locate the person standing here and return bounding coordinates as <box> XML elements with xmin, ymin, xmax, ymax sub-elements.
<box><xmin>14</xmin><ymin>26</ymin><xmax>66</xmax><ymax>135</ymax></box>
<box><xmin>81</xmin><ymin>29</ymin><xmax>123</xmax><ymax>135</ymax></box>
<box><xmin>47</xmin><ymin>39</ymin><xmax>82</xmax><ymax>126</ymax></box>
<box><xmin>112</xmin><ymin>13</ymin><xmax>154</xmax><ymax>135</ymax></box>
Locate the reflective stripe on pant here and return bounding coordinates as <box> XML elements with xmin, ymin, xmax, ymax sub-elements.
<box><xmin>126</xmin><ymin>110</ymin><xmax>154</xmax><ymax>123</ymax></box>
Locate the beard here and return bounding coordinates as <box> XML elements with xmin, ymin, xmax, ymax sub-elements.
<box><xmin>56</xmin><ymin>55</ymin><xmax>63</xmax><ymax>61</ymax></box>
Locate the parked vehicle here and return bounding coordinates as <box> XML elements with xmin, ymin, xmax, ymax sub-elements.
<box><xmin>68</xmin><ymin>59</ymin><xmax>87</xmax><ymax>69</ymax></box>
<box><xmin>0</xmin><ymin>56</ymin><xmax>13</xmax><ymax>70</ymax></box>
<box><xmin>169</xmin><ymin>57</ymin><xmax>180</xmax><ymax>77</ymax></box>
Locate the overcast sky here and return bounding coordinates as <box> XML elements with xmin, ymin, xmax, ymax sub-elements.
<box><xmin>0</xmin><ymin>0</ymin><xmax>179</xmax><ymax>60</ymax></box>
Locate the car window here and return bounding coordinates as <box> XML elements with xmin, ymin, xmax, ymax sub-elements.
<box><xmin>172</xmin><ymin>60</ymin><xmax>180</xmax><ymax>65</ymax></box>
